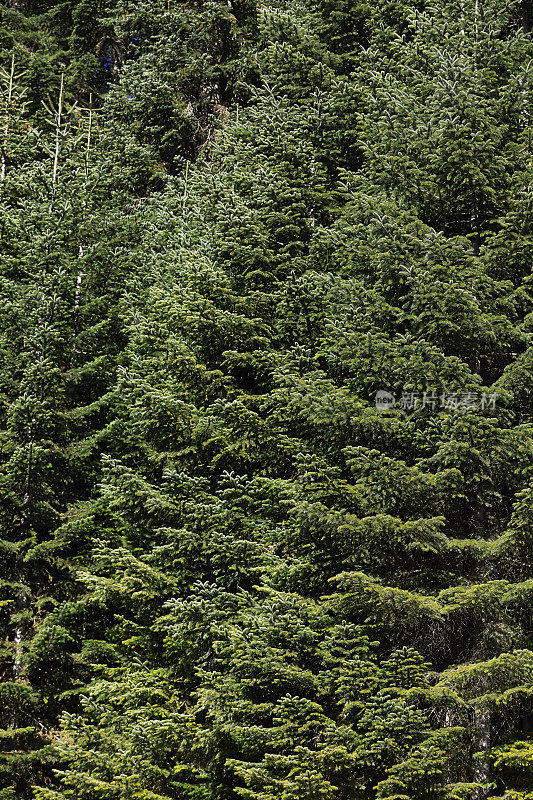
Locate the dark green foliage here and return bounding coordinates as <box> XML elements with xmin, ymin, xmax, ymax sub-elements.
<box><xmin>0</xmin><ymin>0</ymin><xmax>531</xmax><ymax>799</ymax></box>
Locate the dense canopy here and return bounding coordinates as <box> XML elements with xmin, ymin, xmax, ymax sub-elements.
<box><xmin>0</xmin><ymin>0</ymin><xmax>532</xmax><ymax>799</ymax></box>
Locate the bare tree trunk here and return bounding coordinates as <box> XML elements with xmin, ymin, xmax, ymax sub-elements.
<box><xmin>473</xmin><ymin>708</ymin><xmax>491</xmax><ymax>798</ymax></box>
<box><xmin>85</xmin><ymin>93</ymin><xmax>93</xmax><ymax>178</ymax></box>
<box><xmin>76</xmin><ymin>247</ymin><xmax>84</xmax><ymax>312</ymax></box>
<box><xmin>1</xmin><ymin>53</ymin><xmax>15</xmax><ymax>182</ymax></box>
<box><xmin>52</xmin><ymin>73</ymin><xmax>64</xmax><ymax>187</ymax></box>
<box><xmin>13</xmin><ymin>589</ymin><xmax>28</xmax><ymax>681</ymax></box>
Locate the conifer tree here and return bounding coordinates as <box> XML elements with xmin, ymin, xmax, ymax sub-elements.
<box><xmin>0</xmin><ymin>0</ymin><xmax>532</xmax><ymax>799</ymax></box>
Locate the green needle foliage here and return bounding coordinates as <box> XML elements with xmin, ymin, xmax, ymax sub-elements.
<box><xmin>0</xmin><ymin>0</ymin><xmax>531</xmax><ymax>798</ymax></box>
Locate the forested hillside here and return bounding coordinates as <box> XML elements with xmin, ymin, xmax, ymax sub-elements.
<box><xmin>0</xmin><ymin>0</ymin><xmax>532</xmax><ymax>798</ymax></box>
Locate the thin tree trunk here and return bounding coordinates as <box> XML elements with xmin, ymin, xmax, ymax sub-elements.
<box><xmin>1</xmin><ymin>53</ymin><xmax>15</xmax><ymax>181</ymax></box>
<box><xmin>473</xmin><ymin>708</ymin><xmax>490</xmax><ymax>797</ymax></box>
<box><xmin>13</xmin><ymin>589</ymin><xmax>28</xmax><ymax>681</ymax></box>
<box><xmin>52</xmin><ymin>73</ymin><xmax>64</xmax><ymax>186</ymax></box>
<box><xmin>85</xmin><ymin>93</ymin><xmax>92</xmax><ymax>178</ymax></box>
<box><xmin>76</xmin><ymin>247</ymin><xmax>84</xmax><ymax>309</ymax></box>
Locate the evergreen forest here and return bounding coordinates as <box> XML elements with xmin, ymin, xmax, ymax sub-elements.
<box><xmin>0</xmin><ymin>0</ymin><xmax>533</xmax><ymax>798</ymax></box>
